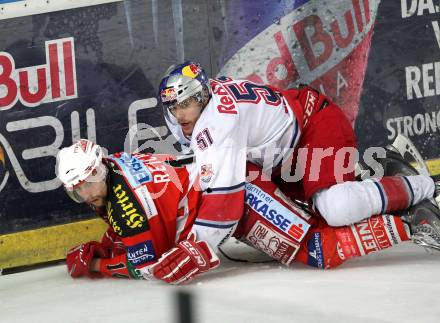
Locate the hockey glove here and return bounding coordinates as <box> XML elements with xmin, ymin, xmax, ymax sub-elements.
<box><xmin>66</xmin><ymin>241</ymin><xmax>108</xmax><ymax>278</ymax></box>
<box><xmin>152</xmin><ymin>232</ymin><xmax>220</xmax><ymax>284</ymax></box>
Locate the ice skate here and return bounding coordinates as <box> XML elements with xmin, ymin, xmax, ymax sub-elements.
<box><xmin>356</xmin><ymin>134</ymin><xmax>422</xmax><ymax>180</ymax></box>
<box><xmin>401</xmin><ymin>200</ymin><xmax>440</xmax><ymax>251</ymax></box>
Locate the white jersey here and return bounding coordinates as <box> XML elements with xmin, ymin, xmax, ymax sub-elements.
<box><xmin>186</xmin><ymin>77</ymin><xmax>299</xmax><ymax>250</ymax></box>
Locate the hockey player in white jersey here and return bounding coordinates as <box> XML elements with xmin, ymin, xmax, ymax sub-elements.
<box><xmin>158</xmin><ymin>61</ymin><xmax>439</xmax><ymax>256</ymax></box>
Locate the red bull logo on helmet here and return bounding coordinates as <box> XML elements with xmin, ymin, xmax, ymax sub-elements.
<box><xmin>161</xmin><ymin>87</ymin><xmax>177</xmax><ymax>103</ymax></box>
<box><xmin>182</xmin><ymin>63</ymin><xmax>201</xmax><ymax>79</ymax></box>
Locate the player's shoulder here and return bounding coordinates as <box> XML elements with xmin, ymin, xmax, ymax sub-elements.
<box><xmin>193</xmin><ymin>86</ymin><xmax>241</xmax><ymax>126</ymax></box>
<box><xmin>209</xmin><ymin>76</ymin><xmax>283</xmax><ymax>110</ymax></box>
<box><xmin>105</xmin><ymin>152</ymin><xmax>154</xmax><ymax>183</ymax></box>
<box><xmin>206</xmin><ymin>77</ymin><xmax>241</xmax><ymax>117</ymax></box>
<box><xmin>209</xmin><ymin>76</ymin><xmax>249</xmax><ymax>98</ymax></box>
<box><xmin>107</xmin><ymin>151</ymin><xmax>158</xmax><ymax>166</ymax></box>
<box><xmin>191</xmin><ymin>101</ymin><xmax>239</xmax><ymax>146</ymax></box>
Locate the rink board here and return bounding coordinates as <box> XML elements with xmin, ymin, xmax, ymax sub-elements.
<box><xmin>0</xmin><ymin>219</ymin><xmax>107</xmax><ymax>270</ymax></box>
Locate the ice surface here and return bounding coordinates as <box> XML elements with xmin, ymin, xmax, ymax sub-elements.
<box><xmin>1</xmin><ymin>241</ymin><xmax>439</xmax><ymax>323</ymax></box>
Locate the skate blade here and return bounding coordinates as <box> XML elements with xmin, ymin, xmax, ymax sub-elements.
<box><xmin>412</xmin><ymin>237</ymin><xmax>440</xmax><ymax>252</ymax></box>
<box><xmin>389</xmin><ymin>134</ymin><xmax>430</xmax><ymax>177</ymax></box>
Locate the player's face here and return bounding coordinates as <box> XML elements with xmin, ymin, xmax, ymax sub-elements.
<box><xmin>172</xmin><ymin>99</ymin><xmax>203</xmax><ymax>137</ymax></box>
<box><xmin>74</xmin><ymin>179</ymin><xmax>108</xmax><ymax>208</ymax></box>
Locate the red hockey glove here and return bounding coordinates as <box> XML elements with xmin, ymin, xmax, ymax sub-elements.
<box><xmin>66</xmin><ymin>241</ymin><xmax>108</xmax><ymax>278</ymax></box>
<box><xmin>152</xmin><ymin>232</ymin><xmax>220</xmax><ymax>284</ymax></box>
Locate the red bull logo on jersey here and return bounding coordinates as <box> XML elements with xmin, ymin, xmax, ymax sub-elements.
<box><xmin>0</xmin><ymin>37</ymin><xmax>77</xmax><ymax>111</ymax></box>
<box><xmin>244</xmin><ymin>183</ymin><xmax>310</xmax><ymax>242</ymax></box>
<box><xmin>200</xmin><ymin>164</ymin><xmax>214</xmax><ymax>183</ymax></box>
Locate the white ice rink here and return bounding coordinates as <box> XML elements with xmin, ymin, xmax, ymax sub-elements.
<box><xmin>1</xmin><ymin>241</ymin><xmax>440</xmax><ymax>323</ymax></box>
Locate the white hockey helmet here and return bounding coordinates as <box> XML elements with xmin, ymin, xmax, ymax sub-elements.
<box><xmin>56</xmin><ymin>139</ymin><xmax>107</xmax><ymax>202</ymax></box>
<box><xmin>158</xmin><ymin>61</ymin><xmax>210</xmax><ymax>145</ymax></box>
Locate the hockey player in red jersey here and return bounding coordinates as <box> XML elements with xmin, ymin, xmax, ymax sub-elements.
<box><xmin>56</xmin><ymin>139</ymin><xmax>440</xmax><ymax>284</ymax></box>
<box><xmin>158</xmin><ymin>61</ymin><xmax>439</xmax><ymax>249</ymax></box>
<box><xmin>56</xmin><ymin>139</ymin><xmax>212</xmax><ymax>280</ymax></box>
